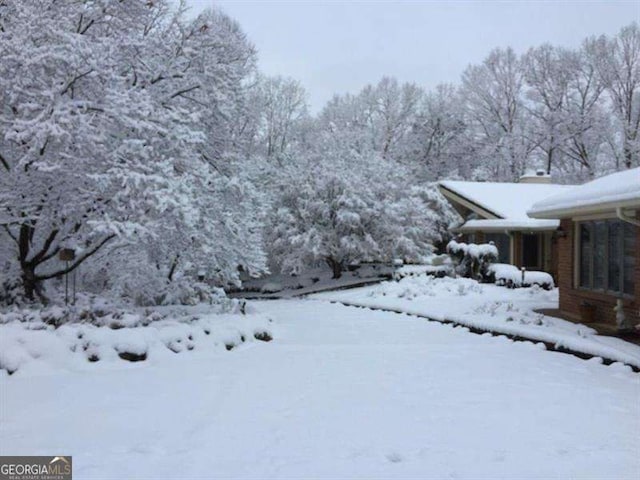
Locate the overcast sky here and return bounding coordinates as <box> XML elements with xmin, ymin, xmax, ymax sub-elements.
<box><xmin>183</xmin><ymin>1</ymin><xmax>639</xmax><ymax>112</ymax></box>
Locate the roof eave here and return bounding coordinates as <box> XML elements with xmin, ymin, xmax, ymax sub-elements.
<box><xmin>453</xmin><ymin>224</ymin><xmax>559</xmax><ymax>234</ymax></box>
<box><xmin>437</xmin><ymin>183</ymin><xmax>503</xmax><ymax>220</ymax></box>
<box><xmin>528</xmin><ymin>198</ymin><xmax>640</xmax><ymax>219</ymax></box>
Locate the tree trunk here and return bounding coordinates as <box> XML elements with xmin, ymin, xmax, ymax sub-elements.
<box><xmin>167</xmin><ymin>254</ymin><xmax>180</xmax><ymax>282</ymax></box>
<box><xmin>623</xmin><ymin>142</ymin><xmax>633</xmax><ymax>169</ymax></box>
<box><xmin>20</xmin><ymin>265</ymin><xmax>46</xmax><ymax>304</ymax></box>
<box><xmin>21</xmin><ymin>267</ymin><xmax>37</xmax><ymax>301</ymax></box>
<box><xmin>326</xmin><ymin>257</ymin><xmax>343</xmax><ymax>279</ymax></box>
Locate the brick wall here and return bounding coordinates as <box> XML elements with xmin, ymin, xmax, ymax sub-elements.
<box><xmin>557</xmin><ymin>217</ymin><xmax>640</xmax><ymax>326</ymax></box>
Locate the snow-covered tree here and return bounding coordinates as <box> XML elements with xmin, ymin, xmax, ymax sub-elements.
<box><xmin>523</xmin><ymin>44</ymin><xmax>573</xmax><ymax>173</ymax></box>
<box><xmin>461</xmin><ymin>48</ymin><xmax>536</xmax><ymax>180</ymax></box>
<box><xmin>256</xmin><ymin>75</ymin><xmax>309</xmax><ymax>161</ymax></box>
<box><xmin>558</xmin><ymin>41</ymin><xmax>610</xmax><ymax>178</ymax></box>
<box><xmin>267</xmin><ymin>147</ymin><xmax>455</xmax><ymax>278</ymax></box>
<box><xmin>0</xmin><ymin>0</ymin><xmax>266</xmax><ymax>303</ymax></box>
<box><xmin>590</xmin><ymin>23</ymin><xmax>640</xmax><ymax>168</ymax></box>
<box><xmin>404</xmin><ymin>84</ymin><xmax>467</xmax><ymax>180</ymax></box>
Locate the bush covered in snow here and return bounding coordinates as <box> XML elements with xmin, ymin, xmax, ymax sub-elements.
<box><xmin>446</xmin><ymin>240</ymin><xmax>498</xmax><ymax>281</ymax></box>
<box><xmin>0</xmin><ymin>303</ymin><xmax>274</xmax><ymax>376</ymax></box>
<box><xmin>488</xmin><ymin>264</ymin><xmax>555</xmax><ymax>290</ymax></box>
<box><xmin>393</xmin><ymin>255</ymin><xmax>454</xmax><ymax>280</ymax></box>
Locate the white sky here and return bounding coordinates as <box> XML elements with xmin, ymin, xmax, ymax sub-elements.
<box><xmin>182</xmin><ymin>1</ymin><xmax>640</xmax><ymax>112</ymax></box>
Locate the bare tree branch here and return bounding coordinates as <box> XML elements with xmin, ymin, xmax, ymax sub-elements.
<box><xmin>35</xmin><ymin>234</ymin><xmax>116</xmax><ymax>281</ymax></box>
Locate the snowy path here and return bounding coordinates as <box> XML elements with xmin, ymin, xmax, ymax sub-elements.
<box><xmin>1</xmin><ymin>299</ymin><xmax>639</xmax><ymax>479</ymax></box>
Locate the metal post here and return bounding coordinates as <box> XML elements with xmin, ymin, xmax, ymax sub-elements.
<box><xmin>65</xmin><ymin>260</ymin><xmax>69</xmax><ymax>305</ymax></box>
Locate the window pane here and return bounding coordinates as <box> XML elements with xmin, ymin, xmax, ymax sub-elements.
<box><xmin>579</xmin><ymin>223</ymin><xmax>592</xmax><ymax>288</ymax></box>
<box><xmin>485</xmin><ymin>233</ymin><xmax>510</xmax><ymax>264</ymax></box>
<box><xmin>623</xmin><ymin>223</ymin><xmax>636</xmax><ymax>295</ymax></box>
<box><xmin>593</xmin><ymin>221</ymin><xmax>606</xmax><ymax>289</ymax></box>
<box><xmin>608</xmin><ymin>221</ymin><xmax>621</xmax><ymax>293</ymax></box>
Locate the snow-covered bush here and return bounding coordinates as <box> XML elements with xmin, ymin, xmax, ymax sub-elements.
<box><xmin>0</xmin><ymin>308</ymin><xmax>274</xmax><ymax>376</ymax></box>
<box><xmin>488</xmin><ymin>264</ymin><xmax>555</xmax><ymax>290</ymax></box>
<box><xmin>447</xmin><ymin>241</ymin><xmax>498</xmax><ymax>281</ymax></box>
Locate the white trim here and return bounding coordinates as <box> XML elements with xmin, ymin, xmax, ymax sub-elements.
<box><xmin>617</xmin><ymin>207</ymin><xmax>640</xmax><ymax>226</ymax></box>
<box><xmin>437</xmin><ymin>185</ymin><xmax>501</xmax><ymax>220</ymax></box>
<box><xmin>529</xmin><ymin>198</ymin><xmax>640</xmax><ymax>219</ymax></box>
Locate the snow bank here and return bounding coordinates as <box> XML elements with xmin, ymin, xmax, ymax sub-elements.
<box><xmin>0</xmin><ymin>307</ymin><xmax>274</xmax><ymax>377</ymax></box>
<box><xmin>313</xmin><ymin>275</ymin><xmax>640</xmax><ymax>368</ymax></box>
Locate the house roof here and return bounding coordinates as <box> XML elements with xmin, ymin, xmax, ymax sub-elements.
<box><xmin>438</xmin><ymin>180</ymin><xmax>574</xmax><ymax>221</ymax></box>
<box><xmin>528</xmin><ymin>167</ymin><xmax>640</xmax><ymax>219</ymax></box>
<box><xmin>453</xmin><ymin>218</ymin><xmax>560</xmax><ymax>233</ymax></box>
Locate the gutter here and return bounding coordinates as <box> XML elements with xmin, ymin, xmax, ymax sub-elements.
<box><xmin>528</xmin><ymin>198</ymin><xmax>640</xmax><ymax>220</ymax></box>
<box><xmin>452</xmin><ymin>224</ymin><xmax>559</xmax><ymax>233</ymax></box>
<box><xmin>616</xmin><ymin>207</ymin><xmax>640</xmax><ymax>227</ymax></box>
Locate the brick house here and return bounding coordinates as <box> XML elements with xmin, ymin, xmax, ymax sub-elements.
<box><xmin>528</xmin><ymin>168</ymin><xmax>640</xmax><ymax>329</ymax></box>
<box><xmin>438</xmin><ymin>171</ymin><xmax>573</xmax><ymax>279</ymax></box>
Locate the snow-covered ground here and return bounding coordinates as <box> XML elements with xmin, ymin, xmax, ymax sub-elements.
<box><xmin>1</xmin><ymin>298</ymin><xmax>639</xmax><ymax>479</ymax></box>
<box><xmin>314</xmin><ymin>275</ymin><xmax>640</xmax><ymax>368</ymax></box>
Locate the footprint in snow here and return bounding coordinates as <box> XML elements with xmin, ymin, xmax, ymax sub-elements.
<box><xmin>385</xmin><ymin>452</ymin><xmax>403</xmax><ymax>463</ymax></box>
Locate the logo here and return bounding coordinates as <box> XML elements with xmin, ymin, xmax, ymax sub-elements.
<box><xmin>0</xmin><ymin>456</ymin><xmax>72</xmax><ymax>480</ymax></box>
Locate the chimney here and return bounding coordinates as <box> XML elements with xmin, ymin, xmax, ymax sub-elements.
<box><xmin>519</xmin><ymin>169</ymin><xmax>551</xmax><ymax>184</ymax></box>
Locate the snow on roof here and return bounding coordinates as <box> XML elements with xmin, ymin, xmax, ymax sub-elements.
<box><xmin>439</xmin><ymin>180</ymin><xmax>573</xmax><ymax>220</ymax></box>
<box><xmin>455</xmin><ymin>218</ymin><xmax>560</xmax><ymax>233</ymax></box>
<box><xmin>528</xmin><ymin>167</ymin><xmax>640</xmax><ymax>218</ymax></box>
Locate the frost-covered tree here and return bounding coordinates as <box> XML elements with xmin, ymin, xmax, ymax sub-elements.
<box><xmin>590</xmin><ymin>23</ymin><xmax>640</xmax><ymax>168</ymax></box>
<box><xmin>0</xmin><ymin>0</ymin><xmax>266</xmax><ymax>303</ymax></box>
<box><xmin>523</xmin><ymin>44</ymin><xmax>573</xmax><ymax>173</ymax></box>
<box><xmin>359</xmin><ymin>77</ymin><xmax>423</xmax><ymax>159</ymax></box>
<box><xmin>0</xmin><ymin>0</ymin><xmax>173</xmax><ymax>301</ymax></box>
<box><xmin>404</xmin><ymin>84</ymin><xmax>467</xmax><ymax>180</ymax></box>
<box><xmin>558</xmin><ymin>42</ymin><xmax>610</xmax><ymax>179</ymax></box>
<box><xmin>267</xmin><ymin>148</ymin><xmax>454</xmax><ymax>278</ymax></box>
<box><xmin>256</xmin><ymin>75</ymin><xmax>309</xmax><ymax>160</ymax></box>
<box><xmin>461</xmin><ymin>48</ymin><xmax>535</xmax><ymax>180</ymax></box>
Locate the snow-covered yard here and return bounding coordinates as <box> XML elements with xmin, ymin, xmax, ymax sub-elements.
<box><xmin>315</xmin><ymin>275</ymin><xmax>640</xmax><ymax>368</ymax></box>
<box><xmin>1</xmin><ymin>293</ymin><xmax>639</xmax><ymax>479</ymax></box>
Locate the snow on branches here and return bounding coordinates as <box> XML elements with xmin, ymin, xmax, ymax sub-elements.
<box><xmin>0</xmin><ymin>0</ymin><xmax>264</xmax><ymax>304</ymax></box>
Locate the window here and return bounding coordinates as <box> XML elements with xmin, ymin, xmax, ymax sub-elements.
<box><xmin>485</xmin><ymin>233</ymin><xmax>510</xmax><ymax>263</ymax></box>
<box><xmin>578</xmin><ymin>219</ymin><xmax>636</xmax><ymax>296</ymax></box>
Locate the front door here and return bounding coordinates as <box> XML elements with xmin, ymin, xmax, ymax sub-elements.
<box><xmin>521</xmin><ymin>234</ymin><xmax>540</xmax><ymax>269</ymax></box>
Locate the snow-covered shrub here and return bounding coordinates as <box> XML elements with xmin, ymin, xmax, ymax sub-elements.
<box><xmin>260</xmin><ymin>282</ymin><xmax>283</xmax><ymax>294</ymax></box>
<box><xmin>488</xmin><ymin>264</ymin><xmax>555</xmax><ymax>290</ymax></box>
<box><xmin>393</xmin><ymin>263</ymin><xmax>453</xmax><ymax>280</ymax></box>
<box><xmin>446</xmin><ymin>241</ymin><xmax>498</xmax><ymax>280</ymax></box>
<box><xmin>0</xmin><ymin>309</ymin><xmax>274</xmax><ymax>375</ymax></box>
<box><xmin>0</xmin><ymin>271</ymin><xmax>24</xmax><ymax>307</ymax></box>
<box><xmin>78</xmin><ymin>243</ymin><xmax>247</xmax><ymax>307</ymax></box>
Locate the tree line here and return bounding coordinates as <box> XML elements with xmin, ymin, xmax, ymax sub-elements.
<box><xmin>0</xmin><ymin>0</ymin><xmax>637</xmax><ymax>304</ymax></box>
